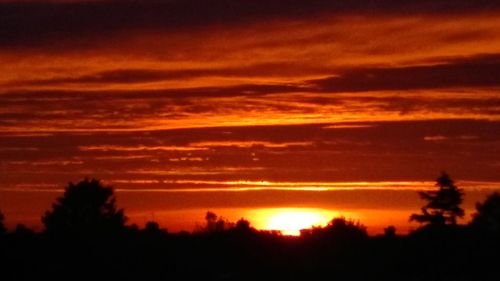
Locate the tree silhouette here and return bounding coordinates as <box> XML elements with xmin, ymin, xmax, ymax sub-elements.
<box><xmin>235</xmin><ymin>218</ymin><xmax>251</xmax><ymax>231</ymax></box>
<box><xmin>144</xmin><ymin>221</ymin><xmax>161</xmax><ymax>232</ymax></box>
<box><xmin>301</xmin><ymin>217</ymin><xmax>367</xmax><ymax>240</ymax></box>
<box><xmin>471</xmin><ymin>192</ymin><xmax>500</xmax><ymax>233</ymax></box>
<box><xmin>410</xmin><ymin>172</ymin><xmax>464</xmax><ymax>226</ymax></box>
<box><xmin>42</xmin><ymin>178</ymin><xmax>127</xmax><ymax>237</ymax></box>
<box><xmin>201</xmin><ymin>211</ymin><xmax>234</xmax><ymax>233</ymax></box>
<box><xmin>13</xmin><ymin>224</ymin><xmax>35</xmax><ymax>238</ymax></box>
<box><xmin>384</xmin><ymin>225</ymin><xmax>396</xmax><ymax>237</ymax></box>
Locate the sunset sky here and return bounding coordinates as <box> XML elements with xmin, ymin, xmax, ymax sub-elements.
<box><xmin>1</xmin><ymin>0</ymin><xmax>500</xmax><ymax>234</ymax></box>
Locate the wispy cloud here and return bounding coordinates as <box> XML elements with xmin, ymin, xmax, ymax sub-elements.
<box><xmin>1</xmin><ymin>0</ymin><xmax>500</xmax><ymax>225</ymax></box>
<box><xmin>189</xmin><ymin>141</ymin><xmax>314</xmax><ymax>149</ymax></box>
<box><xmin>78</xmin><ymin>145</ymin><xmax>207</xmax><ymax>152</ymax></box>
<box><xmin>2</xmin><ymin>0</ymin><xmax>498</xmax><ymax>49</ymax></box>
<box><xmin>309</xmin><ymin>54</ymin><xmax>500</xmax><ymax>92</ymax></box>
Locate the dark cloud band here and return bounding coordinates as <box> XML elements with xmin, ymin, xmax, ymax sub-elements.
<box><xmin>1</xmin><ymin>0</ymin><xmax>499</xmax><ymax>48</ymax></box>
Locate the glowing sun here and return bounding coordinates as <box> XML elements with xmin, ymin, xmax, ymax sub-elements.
<box><xmin>256</xmin><ymin>208</ymin><xmax>335</xmax><ymax>236</ymax></box>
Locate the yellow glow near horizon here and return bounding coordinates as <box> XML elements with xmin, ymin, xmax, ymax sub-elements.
<box><xmin>251</xmin><ymin>208</ymin><xmax>338</xmax><ymax>236</ymax></box>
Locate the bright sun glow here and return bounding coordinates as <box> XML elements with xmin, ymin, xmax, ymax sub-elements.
<box><xmin>251</xmin><ymin>208</ymin><xmax>337</xmax><ymax>236</ymax></box>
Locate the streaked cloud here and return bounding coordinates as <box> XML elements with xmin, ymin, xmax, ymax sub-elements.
<box><xmin>78</xmin><ymin>145</ymin><xmax>207</xmax><ymax>152</ymax></box>
<box><xmin>1</xmin><ymin>0</ymin><xmax>499</xmax><ymax>49</ymax></box>
<box><xmin>189</xmin><ymin>141</ymin><xmax>314</xmax><ymax>149</ymax></box>
<box><xmin>1</xmin><ymin>0</ymin><xmax>500</xmax><ymax>231</ymax></box>
<box><xmin>424</xmin><ymin>135</ymin><xmax>480</xmax><ymax>142</ymax></box>
<box><xmin>309</xmin><ymin>54</ymin><xmax>500</xmax><ymax>92</ymax></box>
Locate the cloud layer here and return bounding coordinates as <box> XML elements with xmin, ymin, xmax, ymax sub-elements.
<box><xmin>1</xmin><ymin>0</ymin><xmax>500</xmax><ymax>231</ymax></box>
<box><xmin>2</xmin><ymin>0</ymin><xmax>499</xmax><ymax>48</ymax></box>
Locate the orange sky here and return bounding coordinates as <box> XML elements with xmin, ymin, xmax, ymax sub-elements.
<box><xmin>0</xmin><ymin>0</ymin><xmax>500</xmax><ymax>234</ymax></box>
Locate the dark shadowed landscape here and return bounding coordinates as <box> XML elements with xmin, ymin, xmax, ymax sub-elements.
<box><xmin>1</xmin><ymin>174</ymin><xmax>500</xmax><ymax>280</ymax></box>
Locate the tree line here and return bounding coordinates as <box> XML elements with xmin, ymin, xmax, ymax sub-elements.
<box><xmin>1</xmin><ymin>172</ymin><xmax>499</xmax><ymax>237</ymax></box>
<box><xmin>0</xmin><ymin>173</ymin><xmax>499</xmax><ymax>280</ymax></box>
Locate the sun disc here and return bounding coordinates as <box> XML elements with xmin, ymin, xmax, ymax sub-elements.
<box><xmin>260</xmin><ymin>208</ymin><xmax>334</xmax><ymax>236</ymax></box>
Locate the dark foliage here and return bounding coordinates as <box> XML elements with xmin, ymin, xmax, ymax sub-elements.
<box><xmin>471</xmin><ymin>192</ymin><xmax>500</xmax><ymax>233</ymax></box>
<box><xmin>0</xmin><ymin>214</ymin><xmax>497</xmax><ymax>281</ymax></box>
<box><xmin>42</xmin><ymin>178</ymin><xmax>127</xmax><ymax>238</ymax></box>
<box><xmin>197</xmin><ymin>211</ymin><xmax>235</xmax><ymax>233</ymax></box>
<box><xmin>410</xmin><ymin>172</ymin><xmax>465</xmax><ymax>226</ymax></box>
<box><xmin>0</xmin><ymin>177</ymin><xmax>499</xmax><ymax>281</ymax></box>
<box><xmin>300</xmin><ymin>217</ymin><xmax>367</xmax><ymax>241</ymax></box>
<box><xmin>384</xmin><ymin>225</ymin><xmax>397</xmax><ymax>237</ymax></box>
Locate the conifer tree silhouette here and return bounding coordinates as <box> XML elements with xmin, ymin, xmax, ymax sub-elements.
<box><xmin>410</xmin><ymin>172</ymin><xmax>464</xmax><ymax>226</ymax></box>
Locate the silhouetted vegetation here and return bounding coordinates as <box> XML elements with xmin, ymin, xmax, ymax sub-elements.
<box><xmin>42</xmin><ymin>178</ymin><xmax>127</xmax><ymax>238</ymax></box>
<box><xmin>410</xmin><ymin>172</ymin><xmax>465</xmax><ymax>226</ymax></box>
<box><xmin>300</xmin><ymin>217</ymin><xmax>367</xmax><ymax>241</ymax></box>
<box><xmin>0</xmin><ymin>175</ymin><xmax>499</xmax><ymax>280</ymax></box>
<box><xmin>197</xmin><ymin>211</ymin><xmax>235</xmax><ymax>233</ymax></box>
<box><xmin>471</xmin><ymin>192</ymin><xmax>500</xmax><ymax>234</ymax></box>
<box><xmin>383</xmin><ymin>225</ymin><xmax>397</xmax><ymax>237</ymax></box>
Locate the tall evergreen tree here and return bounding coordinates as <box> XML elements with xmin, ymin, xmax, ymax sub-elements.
<box><xmin>410</xmin><ymin>172</ymin><xmax>464</xmax><ymax>226</ymax></box>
